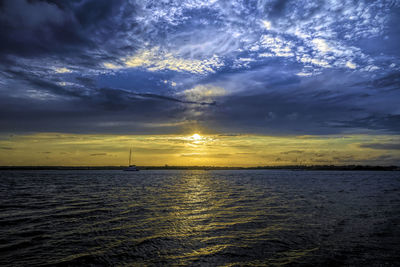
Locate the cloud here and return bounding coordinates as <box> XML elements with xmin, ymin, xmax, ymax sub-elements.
<box><xmin>54</xmin><ymin>67</ymin><xmax>73</xmax><ymax>74</ymax></box>
<box><xmin>359</xmin><ymin>143</ymin><xmax>400</xmax><ymax>150</ymax></box>
<box><xmin>296</xmin><ymin>72</ymin><xmax>313</xmax><ymax>77</ymax></box>
<box><xmin>181</xmin><ymin>85</ymin><xmax>226</xmax><ymax>103</ymax></box>
<box><xmin>259</xmin><ymin>34</ymin><xmax>295</xmax><ymax>57</ymax></box>
<box><xmin>358</xmin><ymin>72</ymin><xmax>400</xmax><ymax>89</ymax></box>
<box><xmin>90</xmin><ymin>153</ymin><xmax>107</xmax><ymax>156</ymax></box>
<box><xmin>180</xmin><ymin>153</ymin><xmax>232</xmax><ymax>158</ymax></box>
<box><xmin>281</xmin><ymin>150</ymin><xmax>304</xmax><ymax>155</ymax></box>
<box><xmin>346</xmin><ymin>61</ymin><xmax>357</xmax><ymax>69</ymax></box>
<box><xmin>0</xmin><ymin>0</ymin><xmax>85</xmax><ymax>57</ymax></box>
<box><xmin>1</xmin><ymin>0</ymin><xmax>65</xmax><ymax>28</ymax></box>
<box><xmin>311</xmin><ymin>39</ymin><xmax>330</xmax><ymax>54</ymax></box>
<box><xmin>261</xmin><ymin>20</ymin><xmax>272</xmax><ymax>30</ymax></box>
<box><xmin>105</xmin><ymin>47</ymin><xmax>224</xmax><ymax>74</ymax></box>
<box><xmin>0</xmin><ymin>0</ymin><xmax>399</xmax><ymax>137</ymax></box>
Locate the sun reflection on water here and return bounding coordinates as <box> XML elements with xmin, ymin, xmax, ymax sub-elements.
<box><xmin>130</xmin><ymin>171</ymin><xmax>320</xmax><ymax>265</ymax></box>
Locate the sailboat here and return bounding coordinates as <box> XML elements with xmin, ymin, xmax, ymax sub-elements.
<box><xmin>124</xmin><ymin>148</ymin><xmax>139</xmax><ymax>171</ymax></box>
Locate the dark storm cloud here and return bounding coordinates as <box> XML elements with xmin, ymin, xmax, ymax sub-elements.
<box><xmin>353</xmin><ymin>72</ymin><xmax>400</xmax><ymax>90</ymax></box>
<box><xmin>193</xmin><ymin>64</ymin><xmax>400</xmax><ymax>135</ymax></box>
<box><xmin>0</xmin><ymin>0</ymin><xmax>399</xmax><ymax>135</ymax></box>
<box><xmin>331</xmin><ymin>114</ymin><xmax>400</xmax><ymax>133</ymax></box>
<box><xmin>0</xmin><ymin>68</ymin><xmax>212</xmax><ymax>134</ymax></box>
<box><xmin>0</xmin><ymin>92</ymin><xmax>188</xmax><ymax>134</ymax></box>
<box><xmin>207</xmin><ymin>92</ymin><xmax>356</xmax><ymax>135</ymax></box>
<box><xmin>75</xmin><ymin>76</ymin><xmax>96</xmax><ymax>87</ymax></box>
<box><xmin>0</xmin><ymin>0</ymin><xmax>125</xmax><ymax>59</ymax></box>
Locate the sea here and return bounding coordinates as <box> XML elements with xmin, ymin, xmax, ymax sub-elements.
<box><xmin>0</xmin><ymin>170</ymin><xmax>399</xmax><ymax>266</ymax></box>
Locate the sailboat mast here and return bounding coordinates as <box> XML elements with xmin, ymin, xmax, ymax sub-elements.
<box><xmin>129</xmin><ymin>148</ymin><xmax>132</xmax><ymax>166</ymax></box>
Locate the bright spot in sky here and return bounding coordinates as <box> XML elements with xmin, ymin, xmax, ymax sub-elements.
<box><xmin>191</xmin><ymin>134</ymin><xmax>202</xmax><ymax>140</ymax></box>
<box><xmin>54</xmin><ymin>67</ymin><xmax>72</xmax><ymax>73</ymax></box>
<box><xmin>346</xmin><ymin>61</ymin><xmax>357</xmax><ymax>69</ymax></box>
<box><xmin>261</xmin><ymin>20</ymin><xmax>272</xmax><ymax>30</ymax></box>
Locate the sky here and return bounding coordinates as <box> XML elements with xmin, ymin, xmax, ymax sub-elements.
<box><xmin>0</xmin><ymin>0</ymin><xmax>399</xmax><ymax>166</ymax></box>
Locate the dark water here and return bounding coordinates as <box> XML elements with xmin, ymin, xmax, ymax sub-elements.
<box><xmin>0</xmin><ymin>170</ymin><xmax>399</xmax><ymax>266</ymax></box>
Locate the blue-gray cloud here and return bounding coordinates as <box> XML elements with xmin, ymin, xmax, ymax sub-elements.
<box><xmin>359</xmin><ymin>143</ymin><xmax>400</xmax><ymax>150</ymax></box>
<box><xmin>0</xmin><ymin>0</ymin><xmax>399</xmax><ymax>135</ymax></box>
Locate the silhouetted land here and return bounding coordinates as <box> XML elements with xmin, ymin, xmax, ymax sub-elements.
<box><xmin>0</xmin><ymin>165</ymin><xmax>398</xmax><ymax>171</ymax></box>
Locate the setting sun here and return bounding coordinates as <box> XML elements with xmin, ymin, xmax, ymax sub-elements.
<box><xmin>191</xmin><ymin>134</ymin><xmax>202</xmax><ymax>140</ymax></box>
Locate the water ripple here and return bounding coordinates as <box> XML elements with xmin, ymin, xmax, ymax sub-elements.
<box><xmin>0</xmin><ymin>170</ymin><xmax>399</xmax><ymax>266</ymax></box>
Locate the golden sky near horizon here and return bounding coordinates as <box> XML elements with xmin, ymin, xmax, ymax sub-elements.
<box><xmin>0</xmin><ymin>133</ymin><xmax>399</xmax><ymax>166</ymax></box>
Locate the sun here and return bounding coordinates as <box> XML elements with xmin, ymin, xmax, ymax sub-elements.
<box><xmin>191</xmin><ymin>133</ymin><xmax>202</xmax><ymax>140</ymax></box>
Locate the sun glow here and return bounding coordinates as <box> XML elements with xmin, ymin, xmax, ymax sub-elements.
<box><xmin>1</xmin><ymin>133</ymin><xmax>398</xmax><ymax>166</ymax></box>
<box><xmin>191</xmin><ymin>134</ymin><xmax>202</xmax><ymax>140</ymax></box>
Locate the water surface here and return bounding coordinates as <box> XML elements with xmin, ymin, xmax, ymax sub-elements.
<box><xmin>0</xmin><ymin>170</ymin><xmax>399</xmax><ymax>266</ymax></box>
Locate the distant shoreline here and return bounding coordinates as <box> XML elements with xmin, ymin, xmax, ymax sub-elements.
<box><xmin>0</xmin><ymin>165</ymin><xmax>398</xmax><ymax>171</ymax></box>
